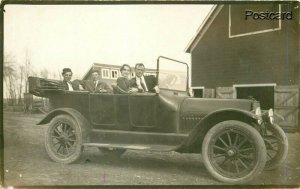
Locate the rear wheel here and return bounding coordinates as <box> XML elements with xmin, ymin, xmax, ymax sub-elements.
<box><xmin>202</xmin><ymin>120</ymin><xmax>266</xmax><ymax>184</ymax></box>
<box><xmin>45</xmin><ymin>114</ymin><xmax>83</xmax><ymax>164</ymax></box>
<box><xmin>263</xmin><ymin>123</ymin><xmax>288</xmax><ymax>170</ymax></box>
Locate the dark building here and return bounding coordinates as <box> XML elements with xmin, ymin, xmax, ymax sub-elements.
<box><xmin>186</xmin><ymin>3</ymin><xmax>299</xmax><ymax>132</ymax></box>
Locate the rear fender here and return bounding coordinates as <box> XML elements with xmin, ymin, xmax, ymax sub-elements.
<box><xmin>178</xmin><ymin>108</ymin><xmax>260</xmax><ymax>153</ymax></box>
<box><xmin>37</xmin><ymin>108</ymin><xmax>91</xmax><ymax>143</ymax></box>
<box><xmin>37</xmin><ymin>108</ymin><xmax>85</xmax><ymax>125</ymax></box>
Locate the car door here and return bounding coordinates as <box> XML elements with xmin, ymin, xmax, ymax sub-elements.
<box><xmin>128</xmin><ymin>93</ymin><xmax>158</xmax><ymax>130</ymax></box>
<box><xmin>89</xmin><ymin>93</ymin><xmax>116</xmax><ymax>128</ymax></box>
<box><xmin>89</xmin><ymin>92</ymin><xmax>158</xmax><ymax>131</ymax></box>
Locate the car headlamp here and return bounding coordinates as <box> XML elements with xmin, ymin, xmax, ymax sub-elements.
<box><xmin>255</xmin><ymin>107</ymin><xmax>262</xmax><ymax>124</ymax></box>
<box><xmin>268</xmin><ymin>108</ymin><xmax>274</xmax><ymax>124</ymax></box>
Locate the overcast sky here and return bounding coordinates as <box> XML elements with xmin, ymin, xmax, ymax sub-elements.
<box><xmin>4</xmin><ymin>4</ymin><xmax>213</xmax><ymax>79</ymax></box>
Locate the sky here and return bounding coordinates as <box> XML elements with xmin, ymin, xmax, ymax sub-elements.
<box><xmin>4</xmin><ymin>4</ymin><xmax>213</xmax><ymax>80</ymax></box>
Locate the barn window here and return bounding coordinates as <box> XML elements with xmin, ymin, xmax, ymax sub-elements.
<box><xmin>191</xmin><ymin>87</ymin><xmax>204</xmax><ymax>98</ymax></box>
<box><xmin>102</xmin><ymin>69</ymin><xmax>110</xmax><ymax>79</ymax></box>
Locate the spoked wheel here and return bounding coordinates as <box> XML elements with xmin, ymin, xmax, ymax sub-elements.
<box><xmin>45</xmin><ymin>115</ymin><xmax>83</xmax><ymax>164</ymax></box>
<box><xmin>98</xmin><ymin>148</ymin><xmax>126</xmax><ymax>157</ymax></box>
<box><xmin>263</xmin><ymin>123</ymin><xmax>288</xmax><ymax>170</ymax></box>
<box><xmin>202</xmin><ymin>120</ymin><xmax>266</xmax><ymax>184</ymax></box>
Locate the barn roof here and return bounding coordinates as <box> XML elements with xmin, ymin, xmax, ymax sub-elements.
<box><xmin>185</xmin><ymin>5</ymin><xmax>224</xmax><ymax>53</ymax></box>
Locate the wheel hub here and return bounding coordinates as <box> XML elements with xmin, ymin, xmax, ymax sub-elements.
<box><xmin>227</xmin><ymin>149</ymin><xmax>236</xmax><ymax>157</ymax></box>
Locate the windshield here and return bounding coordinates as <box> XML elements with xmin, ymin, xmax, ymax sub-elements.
<box><xmin>158</xmin><ymin>56</ymin><xmax>188</xmax><ymax>92</ymax></box>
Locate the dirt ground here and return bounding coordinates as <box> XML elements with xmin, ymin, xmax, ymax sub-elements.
<box><xmin>3</xmin><ymin>112</ymin><xmax>300</xmax><ymax>186</ymax></box>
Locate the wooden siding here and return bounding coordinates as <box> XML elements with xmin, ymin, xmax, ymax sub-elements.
<box><xmin>216</xmin><ymin>87</ymin><xmax>236</xmax><ymax>99</ymax></box>
<box><xmin>274</xmin><ymin>85</ymin><xmax>299</xmax><ymax>131</ymax></box>
<box><xmin>298</xmin><ymin>6</ymin><xmax>300</xmax><ymax>132</ymax></box>
<box><xmin>204</xmin><ymin>88</ymin><xmax>215</xmax><ymax>98</ymax></box>
<box><xmin>191</xmin><ymin>3</ymin><xmax>299</xmax><ymax>88</ymax></box>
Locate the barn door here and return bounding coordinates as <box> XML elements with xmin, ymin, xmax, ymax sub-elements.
<box><xmin>274</xmin><ymin>85</ymin><xmax>299</xmax><ymax>132</ymax></box>
<box><xmin>216</xmin><ymin>87</ymin><xmax>236</xmax><ymax>99</ymax></box>
<box><xmin>204</xmin><ymin>88</ymin><xmax>215</xmax><ymax>98</ymax></box>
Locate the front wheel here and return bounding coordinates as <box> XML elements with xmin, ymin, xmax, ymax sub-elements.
<box><xmin>202</xmin><ymin>120</ymin><xmax>266</xmax><ymax>184</ymax></box>
<box><xmin>263</xmin><ymin>123</ymin><xmax>288</xmax><ymax>170</ymax></box>
<box><xmin>45</xmin><ymin>114</ymin><xmax>83</xmax><ymax>164</ymax></box>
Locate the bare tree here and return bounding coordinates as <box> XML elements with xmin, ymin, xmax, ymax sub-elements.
<box><xmin>51</xmin><ymin>70</ymin><xmax>61</xmax><ymax>80</ymax></box>
<box><xmin>4</xmin><ymin>54</ymin><xmax>17</xmax><ymax>105</ymax></box>
<box><xmin>40</xmin><ymin>68</ymin><xmax>49</xmax><ymax>79</ymax></box>
<box><xmin>58</xmin><ymin>70</ymin><xmax>62</xmax><ymax>80</ymax></box>
<box><xmin>18</xmin><ymin>65</ymin><xmax>25</xmax><ymax>104</ymax></box>
<box><xmin>24</xmin><ymin>50</ymin><xmax>31</xmax><ymax>93</ymax></box>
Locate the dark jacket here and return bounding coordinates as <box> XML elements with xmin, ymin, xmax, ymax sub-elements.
<box><xmin>83</xmin><ymin>80</ymin><xmax>112</xmax><ymax>93</ymax></box>
<box><xmin>117</xmin><ymin>77</ymin><xmax>131</xmax><ymax>92</ymax></box>
<box><xmin>62</xmin><ymin>80</ymin><xmax>80</xmax><ymax>91</ymax></box>
<box><xmin>130</xmin><ymin>75</ymin><xmax>157</xmax><ymax>93</ymax></box>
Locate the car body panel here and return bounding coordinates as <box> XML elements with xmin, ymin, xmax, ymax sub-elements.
<box><xmin>36</xmin><ymin>87</ymin><xmax>260</xmax><ymax>152</ymax></box>
<box><xmin>29</xmin><ymin>57</ymin><xmax>286</xmax><ymax>183</ymax></box>
<box><xmin>30</xmin><ymin>56</ymin><xmax>261</xmax><ymax>152</ymax></box>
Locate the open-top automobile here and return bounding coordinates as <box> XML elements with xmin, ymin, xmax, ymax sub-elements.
<box><xmin>29</xmin><ymin>56</ymin><xmax>288</xmax><ymax>184</ymax></box>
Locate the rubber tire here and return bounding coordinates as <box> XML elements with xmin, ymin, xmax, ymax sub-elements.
<box><xmin>264</xmin><ymin>124</ymin><xmax>288</xmax><ymax>170</ymax></box>
<box><xmin>98</xmin><ymin>148</ymin><xmax>126</xmax><ymax>157</ymax></box>
<box><xmin>202</xmin><ymin>120</ymin><xmax>267</xmax><ymax>184</ymax></box>
<box><xmin>45</xmin><ymin>114</ymin><xmax>83</xmax><ymax>164</ymax></box>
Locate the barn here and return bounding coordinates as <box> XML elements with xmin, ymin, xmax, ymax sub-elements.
<box><xmin>185</xmin><ymin>3</ymin><xmax>299</xmax><ymax>132</ymax></box>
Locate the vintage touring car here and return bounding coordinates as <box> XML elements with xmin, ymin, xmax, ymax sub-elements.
<box><xmin>29</xmin><ymin>56</ymin><xmax>288</xmax><ymax>184</ymax></box>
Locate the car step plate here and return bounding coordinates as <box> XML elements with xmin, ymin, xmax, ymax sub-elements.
<box><xmin>82</xmin><ymin>143</ymin><xmax>176</xmax><ymax>151</ymax></box>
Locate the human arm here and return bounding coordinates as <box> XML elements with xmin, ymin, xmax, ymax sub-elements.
<box><xmin>117</xmin><ymin>77</ymin><xmax>130</xmax><ymax>92</ymax></box>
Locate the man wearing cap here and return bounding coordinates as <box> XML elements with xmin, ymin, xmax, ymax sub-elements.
<box><xmin>61</xmin><ymin>68</ymin><xmax>84</xmax><ymax>91</ymax></box>
<box><xmin>62</xmin><ymin>68</ymin><xmax>75</xmax><ymax>91</ymax></box>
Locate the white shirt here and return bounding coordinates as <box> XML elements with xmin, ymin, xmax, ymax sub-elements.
<box><xmin>67</xmin><ymin>82</ymin><xmax>74</xmax><ymax>91</ymax></box>
<box><xmin>94</xmin><ymin>80</ymin><xmax>98</xmax><ymax>89</ymax></box>
<box><xmin>136</xmin><ymin>76</ymin><xmax>148</xmax><ymax>92</ymax></box>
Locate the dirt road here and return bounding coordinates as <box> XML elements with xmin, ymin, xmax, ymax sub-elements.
<box><xmin>3</xmin><ymin>112</ymin><xmax>300</xmax><ymax>186</ymax></box>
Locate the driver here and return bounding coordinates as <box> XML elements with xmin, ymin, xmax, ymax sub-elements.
<box><xmin>130</xmin><ymin>63</ymin><xmax>159</xmax><ymax>93</ymax></box>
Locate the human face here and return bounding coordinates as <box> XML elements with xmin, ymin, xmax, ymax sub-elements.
<box><xmin>91</xmin><ymin>72</ymin><xmax>99</xmax><ymax>81</ymax></box>
<box><xmin>135</xmin><ymin>65</ymin><xmax>145</xmax><ymax>78</ymax></box>
<box><xmin>121</xmin><ymin>66</ymin><xmax>131</xmax><ymax>78</ymax></box>
<box><xmin>63</xmin><ymin>72</ymin><xmax>72</xmax><ymax>82</ymax></box>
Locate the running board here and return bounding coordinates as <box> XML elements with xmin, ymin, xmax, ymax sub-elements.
<box><xmin>83</xmin><ymin>143</ymin><xmax>177</xmax><ymax>152</ymax></box>
<box><xmin>90</xmin><ymin>129</ymin><xmax>188</xmax><ymax>146</ymax></box>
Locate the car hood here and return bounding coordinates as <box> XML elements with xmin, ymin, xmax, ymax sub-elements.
<box><xmin>180</xmin><ymin>98</ymin><xmax>254</xmax><ymax>117</ymax></box>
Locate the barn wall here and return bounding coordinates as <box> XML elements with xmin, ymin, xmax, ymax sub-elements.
<box><xmin>298</xmin><ymin>5</ymin><xmax>300</xmax><ymax>132</ymax></box>
<box><xmin>191</xmin><ymin>3</ymin><xmax>299</xmax><ymax>88</ymax></box>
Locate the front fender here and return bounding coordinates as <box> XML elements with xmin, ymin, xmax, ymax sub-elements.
<box><xmin>177</xmin><ymin>108</ymin><xmax>260</xmax><ymax>153</ymax></box>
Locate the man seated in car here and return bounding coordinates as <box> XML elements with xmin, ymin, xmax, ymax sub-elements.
<box><xmin>61</xmin><ymin>68</ymin><xmax>84</xmax><ymax>91</ymax></box>
<box><xmin>130</xmin><ymin>63</ymin><xmax>159</xmax><ymax>93</ymax></box>
<box><xmin>83</xmin><ymin>70</ymin><xmax>112</xmax><ymax>93</ymax></box>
